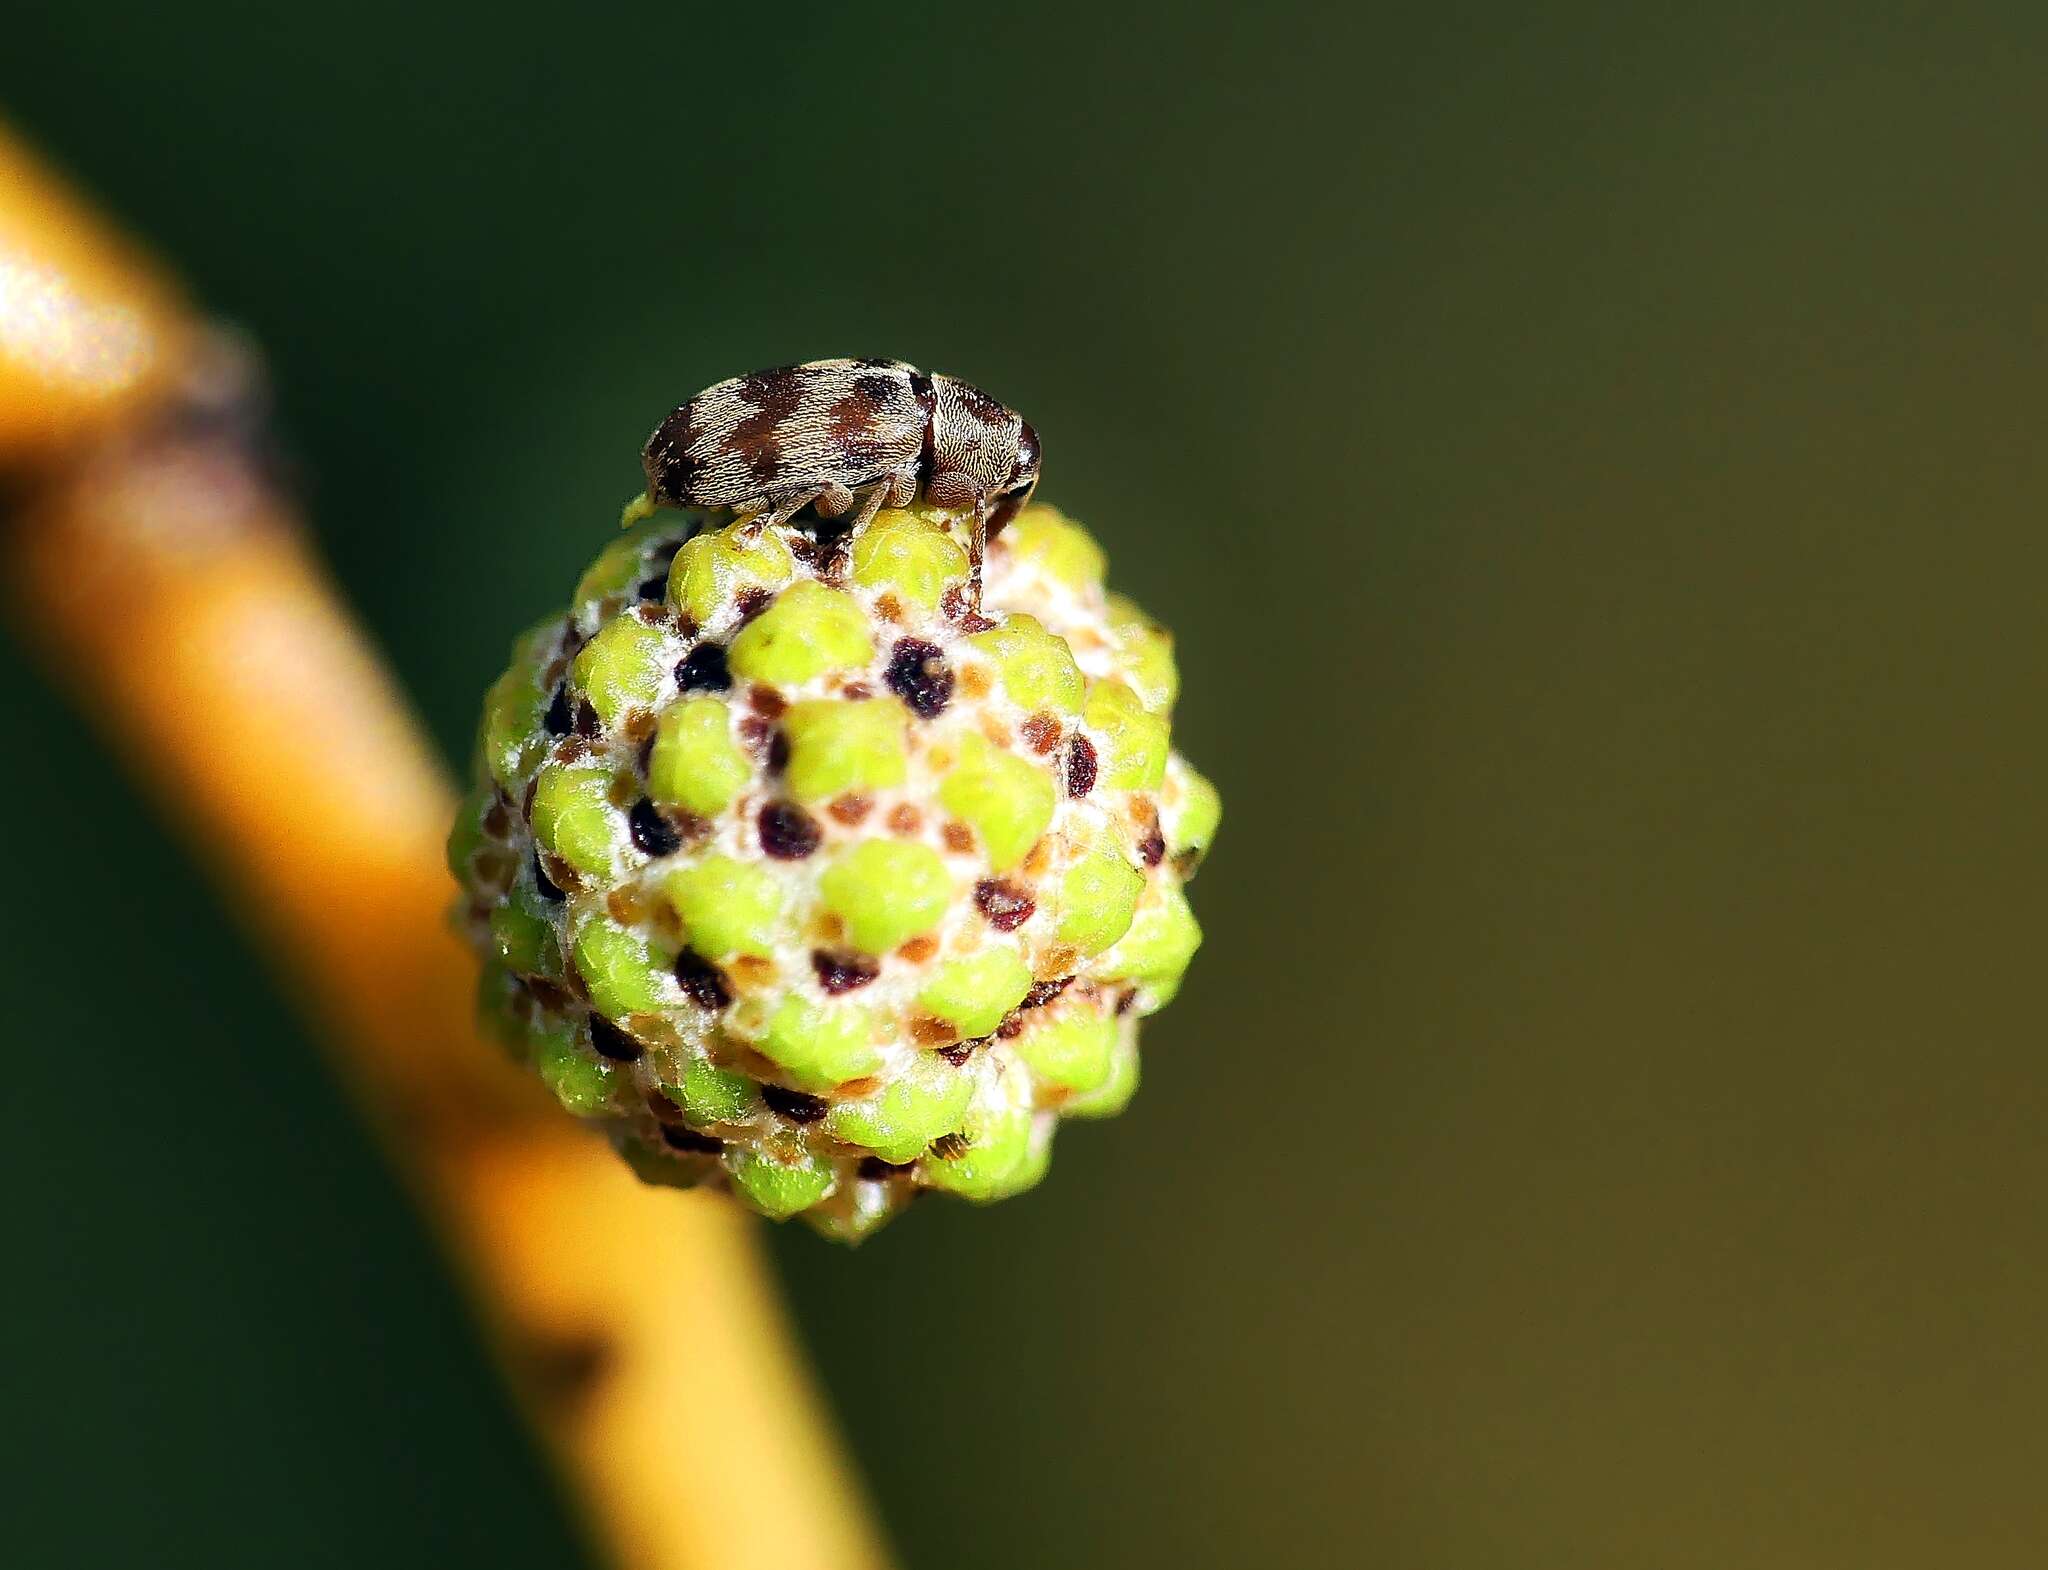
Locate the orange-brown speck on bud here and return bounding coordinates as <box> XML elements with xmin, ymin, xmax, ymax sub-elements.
<box><xmin>827</xmin><ymin>794</ymin><xmax>873</xmax><ymax>826</ymax></box>
<box><xmin>730</xmin><ymin>955</ymin><xmax>778</xmax><ymax>991</ymax></box>
<box><xmin>910</xmin><ymin>1016</ymin><xmax>958</xmax><ymax>1047</ymax></box>
<box><xmin>959</xmin><ymin>665</ymin><xmax>992</xmax><ymax>700</ymax></box>
<box><xmin>1022</xmin><ymin>839</ymin><xmax>1053</xmax><ymax>879</ymax></box>
<box><xmin>980</xmin><ymin>715</ymin><xmax>1011</xmax><ymax>747</ymax></box>
<box><xmin>874</xmin><ymin>592</ymin><xmax>905</xmax><ymax>624</ymax></box>
<box><xmin>606</xmin><ymin>888</ymin><xmax>645</xmax><ymax>925</ymax></box>
<box><xmin>1020</xmin><ymin>712</ymin><xmax>1061</xmax><ymax>754</ymax></box>
<box><xmin>887</xmin><ymin>803</ymin><xmax>923</xmax><ymax>836</ymax></box>
<box><xmin>940</xmin><ymin>820</ymin><xmax>974</xmax><ymax>855</ymax></box>
<box><xmin>1036</xmin><ymin>945</ymin><xmax>1079</xmax><ymax>979</ymax></box>
<box><xmin>897</xmin><ymin>934</ymin><xmax>940</xmax><ymax>965</ymax></box>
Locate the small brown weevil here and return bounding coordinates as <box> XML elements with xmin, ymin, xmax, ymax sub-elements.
<box><xmin>640</xmin><ymin>359</ymin><xmax>1039</xmax><ymax>608</ymax></box>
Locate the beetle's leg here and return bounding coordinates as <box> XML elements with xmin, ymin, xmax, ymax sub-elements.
<box><xmin>820</xmin><ymin>480</ymin><xmax>893</xmax><ymax>579</ymax></box>
<box><xmin>966</xmin><ymin>506</ymin><xmax>988</xmax><ymax>615</ymax></box>
<box><xmin>848</xmin><ymin>479</ymin><xmax>892</xmax><ymax>534</ymax></box>
<box><xmin>884</xmin><ymin>470</ymin><xmax>917</xmax><ymax>508</ymax></box>
<box><xmin>758</xmin><ymin>487</ymin><xmax>825</xmax><ymax>530</ymax></box>
<box><xmin>813</xmin><ymin>481</ymin><xmax>856</xmax><ymax>519</ymax></box>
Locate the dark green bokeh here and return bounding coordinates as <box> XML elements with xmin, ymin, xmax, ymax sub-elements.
<box><xmin>7</xmin><ymin>4</ymin><xmax>2048</xmax><ymax>1565</ymax></box>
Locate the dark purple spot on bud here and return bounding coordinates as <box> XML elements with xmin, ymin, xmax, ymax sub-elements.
<box><xmin>734</xmin><ymin>588</ymin><xmax>772</xmax><ymax>624</ymax></box>
<box><xmin>676</xmin><ymin>642</ymin><xmax>732</xmax><ymax>693</ymax></box>
<box><xmin>974</xmin><ymin>880</ymin><xmax>1036</xmax><ymax>931</ymax></box>
<box><xmin>766</xmin><ymin>730</ymin><xmax>791</xmax><ymax>774</ymax></box>
<box><xmin>761</xmin><ymin>1084</ymin><xmax>829</xmax><ymax>1123</ymax></box>
<box><xmin>674</xmin><ymin>951</ymin><xmax>733</xmax><ymax>1011</ymax></box>
<box><xmin>661</xmin><ymin>1125</ymin><xmax>726</xmax><ymax>1154</ymax></box>
<box><xmin>758</xmin><ymin>802</ymin><xmax>822</xmax><ymax>859</ymax></box>
<box><xmin>629</xmin><ymin>798</ymin><xmax>681</xmax><ymax>856</ymax></box>
<box><xmin>532</xmin><ymin>852</ymin><xmax>565</xmax><ymax>903</ymax></box>
<box><xmin>1021</xmin><ymin>976</ymin><xmax>1073</xmax><ymax>1010</ymax></box>
<box><xmin>886</xmin><ymin>638</ymin><xmax>953</xmax><ymax>719</ymax></box>
<box><xmin>573</xmin><ymin>699</ymin><xmax>601</xmax><ymax>738</ymax></box>
<box><xmin>937</xmin><ymin>1041</ymin><xmax>979</xmax><ymax>1066</ymax></box>
<box><xmin>1137</xmin><ymin>829</ymin><xmax>1166</xmax><ymax>867</ymax></box>
<box><xmin>1065</xmin><ymin>733</ymin><xmax>1098</xmax><ymax>797</ymax></box>
<box><xmin>811</xmin><ymin>951</ymin><xmax>880</xmax><ymax>993</ymax></box>
<box><xmin>589</xmin><ymin>1016</ymin><xmax>644</xmax><ymax>1061</ymax></box>
<box><xmin>544</xmin><ymin>686</ymin><xmax>573</xmax><ymax>736</ymax></box>
<box><xmin>636</xmin><ymin>575</ymin><xmax>668</xmax><ymax>602</ymax></box>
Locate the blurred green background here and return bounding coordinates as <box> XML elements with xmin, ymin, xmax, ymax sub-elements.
<box><xmin>7</xmin><ymin>3</ymin><xmax>2048</xmax><ymax>1565</ymax></box>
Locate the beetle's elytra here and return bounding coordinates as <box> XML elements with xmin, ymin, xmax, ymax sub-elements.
<box><xmin>641</xmin><ymin>359</ymin><xmax>1039</xmax><ymax>608</ymax></box>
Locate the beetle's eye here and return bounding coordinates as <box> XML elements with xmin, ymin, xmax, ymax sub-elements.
<box><xmin>1012</xmin><ymin>421</ymin><xmax>1040</xmax><ymax>483</ymax></box>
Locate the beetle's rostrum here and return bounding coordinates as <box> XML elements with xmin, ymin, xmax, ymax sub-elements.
<box><xmin>640</xmin><ymin>359</ymin><xmax>1039</xmax><ymax>609</ymax></box>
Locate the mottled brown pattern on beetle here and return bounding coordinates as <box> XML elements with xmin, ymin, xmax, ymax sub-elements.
<box><xmin>974</xmin><ymin>880</ymin><xmax>1036</xmax><ymax>931</ymax></box>
<box><xmin>730</xmin><ymin>371</ymin><xmax>803</xmax><ymax>484</ymax></box>
<box><xmin>641</xmin><ymin>359</ymin><xmax>1040</xmax><ymax>531</ymax></box>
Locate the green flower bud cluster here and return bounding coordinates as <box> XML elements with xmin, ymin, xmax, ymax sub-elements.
<box><xmin>449</xmin><ymin>501</ymin><xmax>1218</xmax><ymax>1240</ymax></box>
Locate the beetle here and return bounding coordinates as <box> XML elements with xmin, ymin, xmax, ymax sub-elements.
<box><xmin>640</xmin><ymin>359</ymin><xmax>1040</xmax><ymax>609</ymax></box>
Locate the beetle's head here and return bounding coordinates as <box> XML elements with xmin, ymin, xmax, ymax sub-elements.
<box><xmin>986</xmin><ymin>419</ymin><xmax>1039</xmax><ymax>538</ymax></box>
<box><xmin>929</xmin><ymin>375</ymin><xmax>1038</xmax><ymax>521</ymax></box>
